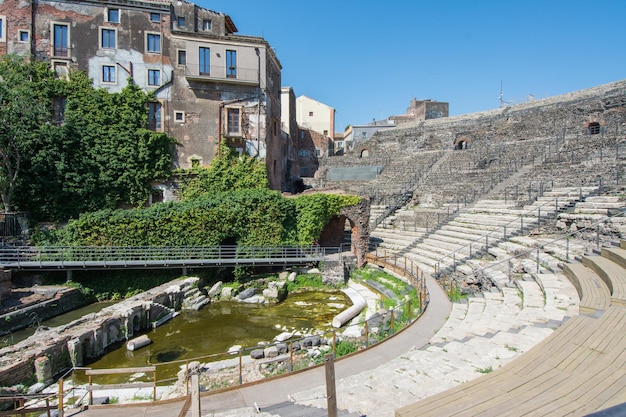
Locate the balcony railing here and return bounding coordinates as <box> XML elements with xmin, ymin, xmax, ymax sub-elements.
<box><xmin>183</xmin><ymin>64</ymin><xmax>258</xmax><ymax>85</ymax></box>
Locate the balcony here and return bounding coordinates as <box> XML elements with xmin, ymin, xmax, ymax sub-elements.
<box><xmin>184</xmin><ymin>64</ymin><xmax>258</xmax><ymax>86</ymax></box>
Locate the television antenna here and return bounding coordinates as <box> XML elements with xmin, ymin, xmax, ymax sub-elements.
<box><xmin>499</xmin><ymin>80</ymin><xmax>512</xmax><ymax>107</ymax></box>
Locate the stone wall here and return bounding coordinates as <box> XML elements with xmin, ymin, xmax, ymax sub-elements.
<box><xmin>0</xmin><ymin>277</ymin><xmax>199</xmax><ymax>387</ymax></box>
<box><xmin>317</xmin><ymin>80</ymin><xmax>626</xmax><ymax>209</ymax></box>
<box><xmin>0</xmin><ymin>287</ymin><xmax>88</xmax><ymax>336</ymax></box>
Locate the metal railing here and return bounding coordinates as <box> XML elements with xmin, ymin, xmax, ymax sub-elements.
<box><xmin>0</xmin><ymin>245</ymin><xmax>327</xmax><ymax>270</ymax></box>
<box><xmin>3</xmin><ymin>251</ymin><xmax>429</xmax><ymax>412</ymax></box>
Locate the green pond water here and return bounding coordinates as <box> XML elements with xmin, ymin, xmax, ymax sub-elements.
<box><xmin>80</xmin><ymin>290</ymin><xmax>350</xmax><ymax>384</ymax></box>
<box><xmin>1</xmin><ymin>301</ymin><xmax>120</xmax><ymax>346</ymax></box>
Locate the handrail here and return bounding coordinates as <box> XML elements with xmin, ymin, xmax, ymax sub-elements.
<box><xmin>0</xmin><ymin>245</ymin><xmax>325</xmax><ymax>266</ymax></box>
<box><xmin>14</xmin><ymin>252</ymin><xmax>429</xmax><ymax>410</ymax></box>
<box><xmin>434</xmin><ymin>186</ymin><xmax>597</xmax><ymax>273</ymax></box>
<box><xmin>442</xmin><ymin>205</ymin><xmax>626</xmax><ymax>282</ymax></box>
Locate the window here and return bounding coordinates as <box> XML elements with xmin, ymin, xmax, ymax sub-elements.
<box><xmin>101</xmin><ymin>28</ymin><xmax>116</xmax><ymax>49</ymax></box>
<box><xmin>177</xmin><ymin>50</ymin><xmax>186</xmax><ymax>65</ymax></box>
<box><xmin>298</xmin><ymin>150</ymin><xmax>310</xmax><ymax>157</ymax></box>
<box><xmin>226</xmin><ymin>50</ymin><xmax>237</xmax><ymax>78</ymax></box>
<box><xmin>202</xmin><ymin>19</ymin><xmax>211</xmax><ymax>30</ymax></box>
<box><xmin>315</xmin><ymin>149</ymin><xmax>321</xmax><ymax>157</ymax></box>
<box><xmin>148</xmin><ymin>69</ymin><xmax>160</xmax><ymax>86</ymax></box>
<box><xmin>102</xmin><ymin>65</ymin><xmax>116</xmax><ymax>83</ymax></box>
<box><xmin>199</xmin><ymin>46</ymin><xmax>210</xmax><ymax>75</ymax></box>
<box><xmin>52</xmin><ymin>23</ymin><xmax>69</xmax><ymax>57</ymax></box>
<box><xmin>308</xmin><ymin>111</ymin><xmax>313</xmax><ymax>117</ymax></box>
<box><xmin>147</xmin><ymin>102</ymin><xmax>162</xmax><ymax>130</ymax></box>
<box><xmin>300</xmin><ymin>167</ymin><xmax>309</xmax><ymax>176</ymax></box>
<box><xmin>53</xmin><ymin>97</ymin><xmax>66</xmax><ymax>125</ymax></box>
<box><xmin>323</xmin><ymin>130</ymin><xmax>328</xmax><ymax>136</ymax></box>
<box><xmin>177</xmin><ymin>16</ymin><xmax>185</xmax><ymax>28</ymax></box>
<box><xmin>0</xmin><ymin>17</ymin><xmax>4</xmax><ymax>42</ymax></box>
<box><xmin>174</xmin><ymin>111</ymin><xmax>184</xmax><ymax>123</ymax></box>
<box><xmin>52</xmin><ymin>61</ymin><xmax>69</xmax><ymax>78</ymax></box>
<box><xmin>150</xmin><ymin>12</ymin><xmax>160</xmax><ymax>22</ymax></box>
<box><xmin>227</xmin><ymin>108</ymin><xmax>240</xmax><ymax>135</ymax></box>
<box><xmin>107</xmin><ymin>8</ymin><xmax>119</xmax><ymax>23</ymax></box>
<box><xmin>18</xmin><ymin>30</ymin><xmax>29</xmax><ymax>43</ymax></box>
<box><xmin>300</xmin><ymin>131</ymin><xmax>305</xmax><ymax>139</ymax></box>
<box><xmin>146</xmin><ymin>33</ymin><xmax>161</xmax><ymax>53</ymax></box>
<box><xmin>361</xmin><ymin>131</ymin><xmax>367</xmax><ymax>138</ymax></box>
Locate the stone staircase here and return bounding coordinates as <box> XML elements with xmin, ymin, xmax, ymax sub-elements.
<box><xmin>181</xmin><ymin>281</ymin><xmax>209</xmax><ymax>311</ymax></box>
<box><xmin>289</xmin><ymin>260</ymin><xmax>579</xmax><ymax>417</ymax></box>
<box><xmin>368</xmin><ymin>187</ymin><xmax>597</xmax><ymax>278</ymax></box>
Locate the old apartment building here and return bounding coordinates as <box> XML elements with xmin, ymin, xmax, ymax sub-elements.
<box><xmin>0</xmin><ymin>0</ymin><xmax>289</xmax><ymax>190</ymax></box>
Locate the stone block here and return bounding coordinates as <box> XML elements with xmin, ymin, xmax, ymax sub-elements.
<box><xmin>207</xmin><ymin>281</ymin><xmax>223</xmax><ymax>298</ymax></box>
<box><xmin>250</xmin><ymin>349</ymin><xmax>264</xmax><ymax>359</ymax></box>
<box><xmin>264</xmin><ymin>346</ymin><xmax>278</xmax><ymax>358</ymax></box>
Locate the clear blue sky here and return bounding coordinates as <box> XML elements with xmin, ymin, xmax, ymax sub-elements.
<box><xmin>201</xmin><ymin>0</ymin><xmax>626</xmax><ymax>132</ymax></box>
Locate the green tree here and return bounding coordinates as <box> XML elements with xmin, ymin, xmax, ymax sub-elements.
<box><xmin>0</xmin><ymin>55</ymin><xmax>52</xmax><ymax>212</ymax></box>
<box><xmin>9</xmin><ymin>67</ymin><xmax>175</xmax><ymax>221</ymax></box>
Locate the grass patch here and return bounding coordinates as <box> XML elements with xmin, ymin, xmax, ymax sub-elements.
<box><xmin>476</xmin><ymin>366</ymin><xmax>493</xmax><ymax>374</ymax></box>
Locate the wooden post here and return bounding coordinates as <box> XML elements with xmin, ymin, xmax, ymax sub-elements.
<box><xmin>238</xmin><ymin>350</ymin><xmax>243</xmax><ymax>385</ymax></box>
<box><xmin>324</xmin><ymin>353</ymin><xmax>338</xmax><ymax>417</ymax></box>
<box><xmin>390</xmin><ymin>309</ymin><xmax>395</xmax><ymax>334</ymax></box>
<box><xmin>185</xmin><ymin>360</ymin><xmax>190</xmax><ymax>395</ymax></box>
<box><xmin>88</xmin><ymin>374</ymin><xmax>93</xmax><ymax>405</ymax></box>
<box><xmin>58</xmin><ymin>378</ymin><xmax>64</xmax><ymax>417</ymax></box>
<box><xmin>364</xmin><ymin>321</ymin><xmax>369</xmax><ymax>347</ymax></box>
<box><xmin>289</xmin><ymin>341</ymin><xmax>294</xmax><ymax>372</ymax></box>
<box><xmin>153</xmin><ymin>369</ymin><xmax>157</xmax><ymax>401</ymax></box>
<box><xmin>191</xmin><ymin>373</ymin><xmax>201</xmax><ymax>417</ymax></box>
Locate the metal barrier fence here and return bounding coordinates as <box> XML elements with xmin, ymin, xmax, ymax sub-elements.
<box><xmin>0</xmin><ymin>252</ymin><xmax>429</xmax><ymax>414</ymax></box>
<box><xmin>0</xmin><ymin>245</ymin><xmax>327</xmax><ymax>269</ymax></box>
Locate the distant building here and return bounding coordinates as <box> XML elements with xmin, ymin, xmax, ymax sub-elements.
<box><xmin>343</xmin><ymin>119</ymin><xmax>396</xmax><ymax>153</ymax></box>
<box><xmin>296</xmin><ymin>128</ymin><xmax>332</xmax><ymax>178</ymax></box>
<box><xmin>279</xmin><ymin>95</ymin><xmax>336</xmax><ymax>179</ymax></box>
<box><xmin>0</xmin><ymin>0</ymin><xmax>288</xmax><ymax>190</ymax></box>
<box><xmin>296</xmin><ymin>95</ymin><xmax>335</xmax><ymax>140</ymax></box>
<box><xmin>333</xmin><ymin>131</ymin><xmax>347</xmax><ymax>156</ymax></box>
<box><xmin>390</xmin><ymin>98</ymin><xmax>449</xmax><ymax>125</ymax></box>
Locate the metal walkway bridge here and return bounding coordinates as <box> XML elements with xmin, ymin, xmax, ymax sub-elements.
<box><xmin>0</xmin><ymin>245</ymin><xmax>328</xmax><ymax>275</ymax></box>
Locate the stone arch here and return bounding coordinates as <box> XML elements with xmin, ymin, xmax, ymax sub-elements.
<box><xmin>340</xmin><ymin>197</ymin><xmax>370</xmax><ymax>268</ymax></box>
<box><xmin>454</xmin><ymin>136</ymin><xmax>472</xmax><ymax>150</ymax></box>
<box><xmin>360</xmin><ymin>148</ymin><xmax>370</xmax><ymax>158</ymax></box>
<box><xmin>315</xmin><ymin>196</ymin><xmax>370</xmax><ymax>268</ymax></box>
<box><xmin>107</xmin><ymin>321</ymin><xmax>121</xmax><ymax>344</ymax></box>
<box><xmin>132</xmin><ymin>313</ymin><xmax>141</xmax><ymax>332</ymax></box>
<box><xmin>583</xmin><ymin>117</ymin><xmax>605</xmax><ymax>135</ymax></box>
<box><xmin>81</xmin><ymin>335</ymin><xmax>93</xmax><ymax>359</ymax></box>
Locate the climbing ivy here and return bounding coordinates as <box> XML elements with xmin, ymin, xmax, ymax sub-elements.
<box><xmin>294</xmin><ymin>194</ymin><xmax>361</xmax><ymax>244</ymax></box>
<box><xmin>34</xmin><ymin>191</ymin><xmax>360</xmax><ymax>247</ymax></box>
<box><xmin>176</xmin><ymin>147</ymin><xmax>268</xmax><ymax>200</ymax></box>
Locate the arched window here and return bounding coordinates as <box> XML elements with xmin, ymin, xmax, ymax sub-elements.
<box><xmin>360</xmin><ymin>149</ymin><xmax>369</xmax><ymax>158</ymax></box>
<box><xmin>588</xmin><ymin>122</ymin><xmax>601</xmax><ymax>135</ymax></box>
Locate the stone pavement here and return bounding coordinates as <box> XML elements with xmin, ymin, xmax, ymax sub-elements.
<box><xmin>69</xmin><ymin>274</ymin><xmax>451</xmax><ymax>417</ymax></box>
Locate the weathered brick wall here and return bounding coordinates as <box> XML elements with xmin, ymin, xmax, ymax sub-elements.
<box><xmin>0</xmin><ymin>277</ymin><xmax>194</xmax><ymax>388</ymax></box>
<box><xmin>0</xmin><ymin>288</ymin><xmax>88</xmax><ymax>336</ymax></box>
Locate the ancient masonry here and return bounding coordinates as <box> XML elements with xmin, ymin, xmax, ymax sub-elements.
<box><xmin>0</xmin><ymin>277</ymin><xmax>202</xmax><ymax>387</ymax></box>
